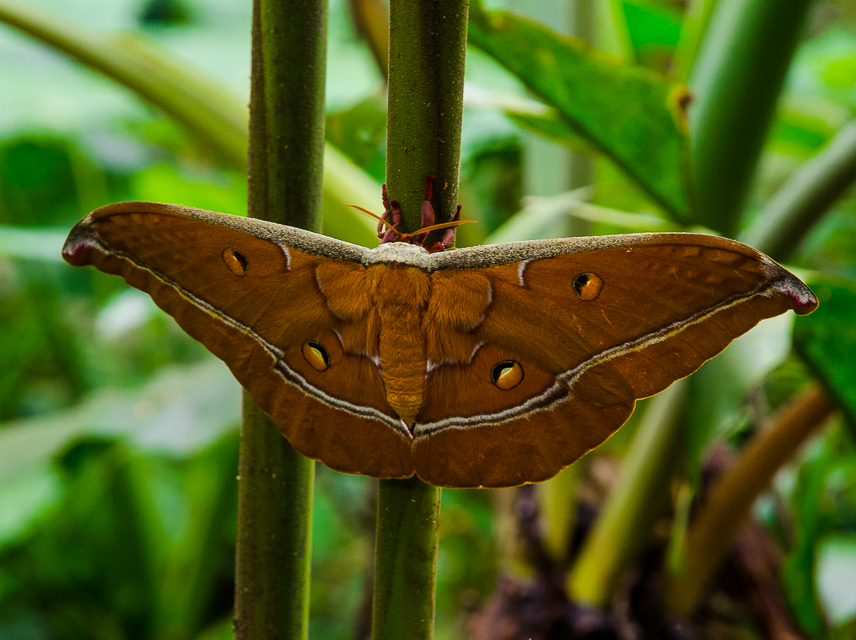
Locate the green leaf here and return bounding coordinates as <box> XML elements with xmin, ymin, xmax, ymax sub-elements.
<box><xmin>468</xmin><ymin>8</ymin><xmax>693</xmax><ymax>220</ymax></box>
<box><xmin>0</xmin><ymin>470</ymin><xmax>62</xmax><ymax>546</ymax></box>
<box><xmin>794</xmin><ymin>278</ymin><xmax>856</xmax><ymax>436</ymax></box>
<box><xmin>0</xmin><ymin>359</ymin><xmax>239</xmax><ymax>487</ymax></box>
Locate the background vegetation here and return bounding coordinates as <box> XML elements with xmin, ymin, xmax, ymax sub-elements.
<box><xmin>0</xmin><ymin>0</ymin><xmax>855</xmax><ymax>638</ymax></box>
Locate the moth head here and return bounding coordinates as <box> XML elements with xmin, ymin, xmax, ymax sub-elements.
<box><xmin>352</xmin><ymin>176</ymin><xmax>474</xmax><ymax>254</ymax></box>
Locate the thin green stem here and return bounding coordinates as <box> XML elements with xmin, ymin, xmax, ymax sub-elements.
<box><xmin>663</xmin><ymin>384</ymin><xmax>834</xmax><ymax>616</ymax></box>
<box><xmin>603</xmin><ymin>0</ymin><xmax>635</xmax><ymax>60</ymax></box>
<box><xmin>0</xmin><ymin>0</ymin><xmax>379</xmax><ymax>247</ymax></box>
<box><xmin>672</xmin><ymin>0</ymin><xmax>719</xmax><ymax>82</ymax></box>
<box><xmin>539</xmin><ymin>467</ymin><xmax>579</xmax><ymax>567</ymax></box>
<box><xmin>0</xmin><ymin>0</ymin><xmax>247</xmax><ymax>168</ymax></box>
<box><xmin>689</xmin><ymin>0</ymin><xmax>813</xmax><ymax>235</ymax></box>
<box><xmin>568</xmin><ymin>381</ymin><xmax>687</xmax><ymax>608</ymax></box>
<box><xmin>234</xmin><ymin>1</ymin><xmax>327</xmax><ymax>638</ymax></box>
<box><xmin>740</xmin><ymin>120</ymin><xmax>856</xmax><ymax>262</ymax></box>
<box><xmin>372</xmin><ymin>2</ymin><xmax>468</xmax><ymax>637</ymax></box>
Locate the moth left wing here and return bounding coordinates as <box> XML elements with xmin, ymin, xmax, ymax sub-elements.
<box><xmin>414</xmin><ymin>233</ymin><xmax>817</xmax><ymax>488</ymax></box>
<box><xmin>63</xmin><ymin>202</ymin><xmax>414</xmax><ymax>479</ymax></box>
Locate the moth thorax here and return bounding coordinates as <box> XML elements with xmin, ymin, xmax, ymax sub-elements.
<box><xmin>373</xmin><ymin>264</ymin><xmax>431</xmax><ymax>309</ymax></box>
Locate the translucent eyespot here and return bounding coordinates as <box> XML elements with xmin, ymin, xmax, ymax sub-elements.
<box><xmin>491</xmin><ymin>360</ymin><xmax>523</xmax><ymax>390</ymax></box>
<box><xmin>302</xmin><ymin>341</ymin><xmax>330</xmax><ymax>372</ymax></box>
<box><xmin>222</xmin><ymin>248</ymin><xmax>249</xmax><ymax>276</ymax></box>
<box><xmin>572</xmin><ymin>272</ymin><xmax>603</xmax><ymax>301</ymax></box>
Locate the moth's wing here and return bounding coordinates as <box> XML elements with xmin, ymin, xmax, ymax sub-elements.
<box><xmin>415</xmin><ymin>233</ymin><xmax>817</xmax><ymax>488</ymax></box>
<box><xmin>63</xmin><ymin>202</ymin><xmax>413</xmax><ymax>479</ymax></box>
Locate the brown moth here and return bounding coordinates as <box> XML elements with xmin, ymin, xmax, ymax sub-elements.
<box><xmin>63</xmin><ymin>200</ymin><xmax>817</xmax><ymax>488</ymax></box>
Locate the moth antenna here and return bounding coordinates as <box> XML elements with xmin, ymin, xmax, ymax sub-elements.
<box><xmin>404</xmin><ymin>218</ymin><xmax>476</xmax><ymax>237</ymax></box>
<box><xmin>349</xmin><ymin>205</ymin><xmax>401</xmax><ymax>235</ymax></box>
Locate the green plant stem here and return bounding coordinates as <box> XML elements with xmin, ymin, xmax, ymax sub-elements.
<box><xmin>568</xmin><ymin>381</ymin><xmax>687</xmax><ymax>608</ymax></box>
<box><xmin>689</xmin><ymin>0</ymin><xmax>813</xmax><ymax>235</ymax></box>
<box><xmin>234</xmin><ymin>1</ymin><xmax>326</xmax><ymax>638</ymax></box>
<box><xmin>740</xmin><ymin>120</ymin><xmax>856</xmax><ymax>262</ymax></box>
<box><xmin>603</xmin><ymin>0</ymin><xmax>635</xmax><ymax>60</ymax></box>
<box><xmin>371</xmin><ymin>2</ymin><xmax>467</xmax><ymax>638</ymax></box>
<box><xmin>384</xmin><ymin>0</ymin><xmax>468</xmax><ymax>230</ymax></box>
<box><xmin>663</xmin><ymin>383</ymin><xmax>834</xmax><ymax>616</ymax></box>
<box><xmin>372</xmin><ymin>477</ymin><xmax>443</xmax><ymax>639</ymax></box>
<box><xmin>539</xmin><ymin>467</ymin><xmax>579</xmax><ymax>566</ymax></box>
<box><xmin>672</xmin><ymin>0</ymin><xmax>719</xmax><ymax>82</ymax></box>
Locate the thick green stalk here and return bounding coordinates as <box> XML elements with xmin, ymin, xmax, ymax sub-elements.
<box><xmin>372</xmin><ymin>2</ymin><xmax>468</xmax><ymax>638</ymax></box>
<box><xmin>384</xmin><ymin>0</ymin><xmax>468</xmax><ymax>230</ymax></box>
<box><xmin>690</xmin><ymin>0</ymin><xmax>813</xmax><ymax>235</ymax></box>
<box><xmin>739</xmin><ymin>120</ymin><xmax>856</xmax><ymax>262</ymax></box>
<box><xmin>234</xmin><ymin>1</ymin><xmax>326</xmax><ymax>638</ymax></box>
<box><xmin>568</xmin><ymin>381</ymin><xmax>687</xmax><ymax>607</ymax></box>
<box><xmin>372</xmin><ymin>477</ymin><xmax>443</xmax><ymax>639</ymax></box>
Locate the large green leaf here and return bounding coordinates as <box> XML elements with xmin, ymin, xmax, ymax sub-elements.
<box><xmin>468</xmin><ymin>7</ymin><xmax>693</xmax><ymax>220</ymax></box>
<box><xmin>794</xmin><ymin>278</ymin><xmax>856</xmax><ymax>435</ymax></box>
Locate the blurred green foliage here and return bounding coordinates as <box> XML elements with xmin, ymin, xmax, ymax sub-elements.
<box><xmin>1</xmin><ymin>0</ymin><xmax>856</xmax><ymax>638</ymax></box>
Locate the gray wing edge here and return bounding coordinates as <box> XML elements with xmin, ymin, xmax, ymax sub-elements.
<box><xmin>82</xmin><ymin>201</ymin><xmax>370</xmax><ymax>264</ymax></box>
<box><xmin>428</xmin><ymin>232</ymin><xmax>766</xmax><ymax>270</ymax></box>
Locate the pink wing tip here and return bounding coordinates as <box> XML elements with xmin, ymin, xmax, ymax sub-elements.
<box><xmin>62</xmin><ymin>222</ymin><xmax>99</xmax><ymax>265</ymax></box>
<box><xmin>774</xmin><ymin>276</ymin><xmax>819</xmax><ymax>316</ymax></box>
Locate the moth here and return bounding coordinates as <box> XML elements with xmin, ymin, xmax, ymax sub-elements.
<box><xmin>63</xmin><ymin>198</ymin><xmax>817</xmax><ymax>488</ymax></box>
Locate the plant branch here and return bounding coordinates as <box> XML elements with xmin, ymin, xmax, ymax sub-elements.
<box><xmin>372</xmin><ymin>477</ymin><xmax>443</xmax><ymax>639</ymax></box>
<box><xmin>663</xmin><ymin>383</ymin><xmax>835</xmax><ymax>617</ymax></box>
<box><xmin>234</xmin><ymin>1</ymin><xmax>327</xmax><ymax>637</ymax></box>
<box><xmin>739</xmin><ymin>120</ymin><xmax>856</xmax><ymax>262</ymax></box>
<box><xmin>372</xmin><ymin>2</ymin><xmax>468</xmax><ymax>638</ymax></box>
<box><xmin>384</xmin><ymin>0</ymin><xmax>467</xmax><ymax>232</ymax></box>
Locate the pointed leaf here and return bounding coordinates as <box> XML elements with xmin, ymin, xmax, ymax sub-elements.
<box><xmin>468</xmin><ymin>8</ymin><xmax>693</xmax><ymax>220</ymax></box>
